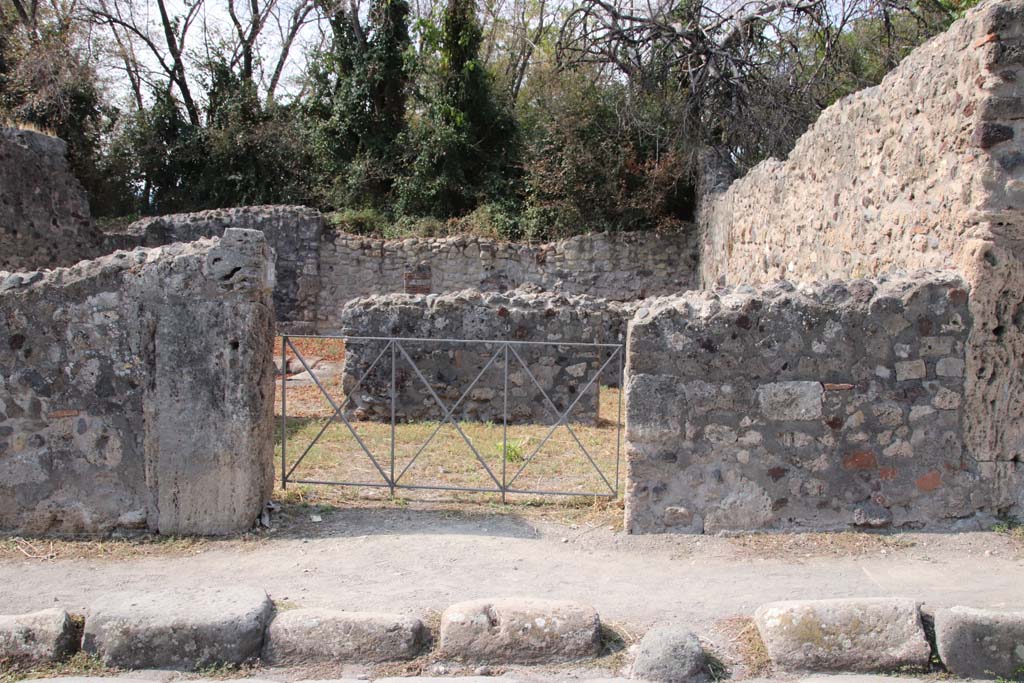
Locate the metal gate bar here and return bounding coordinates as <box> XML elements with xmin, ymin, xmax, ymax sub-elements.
<box><xmin>278</xmin><ymin>334</ymin><xmax>624</xmax><ymax>500</ymax></box>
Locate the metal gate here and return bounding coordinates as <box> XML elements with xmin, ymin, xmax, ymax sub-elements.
<box><xmin>278</xmin><ymin>335</ymin><xmax>624</xmax><ymax>500</ymax></box>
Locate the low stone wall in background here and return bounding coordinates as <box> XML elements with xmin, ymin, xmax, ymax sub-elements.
<box><xmin>338</xmin><ymin>290</ymin><xmax>629</xmax><ymax>424</ymax></box>
<box><xmin>625</xmin><ymin>272</ymin><xmax>984</xmax><ymax>533</ymax></box>
<box><xmin>0</xmin><ymin>127</ymin><xmax>104</xmax><ymax>271</ymax></box>
<box><xmin>0</xmin><ymin>229</ymin><xmax>276</xmax><ymax>535</ymax></box>
<box><xmin>101</xmin><ymin>206</ymin><xmax>696</xmax><ymax>333</ymax></box>
<box><xmin>316</xmin><ymin>229</ymin><xmax>696</xmax><ymax>331</ymax></box>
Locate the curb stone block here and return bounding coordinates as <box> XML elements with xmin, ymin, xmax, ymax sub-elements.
<box><xmin>0</xmin><ymin>608</ymin><xmax>78</xmax><ymax>663</ymax></box>
<box><xmin>439</xmin><ymin>597</ymin><xmax>601</xmax><ymax>664</ymax></box>
<box><xmin>934</xmin><ymin>606</ymin><xmax>1024</xmax><ymax>679</ymax></box>
<box><xmin>630</xmin><ymin>623</ymin><xmax>708</xmax><ymax>682</ymax></box>
<box><xmin>82</xmin><ymin>586</ymin><xmax>273</xmax><ymax>670</ymax></box>
<box><xmin>374</xmin><ymin>679</ymin><xmax>525</xmax><ymax>683</ymax></box>
<box><xmin>262</xmin><ymin>609</ymin><xmax>425</xmax><ymax>664</ymax></box>
<box><xmin>753</xmin><ymin>598</ymin><xmax>931</xmax><ymax>673</ymax></box>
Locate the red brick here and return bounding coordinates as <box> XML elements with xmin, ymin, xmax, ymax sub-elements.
<box><xmin>843</xmin><ymin>450</ymin><xmax>878</xmax><ymax>471</ymax></box>
<box><xmin>916</xmin><ymin>470</ymin><xmax>943</xmax><ymax>492</ymax></box>
<box><xmin>879</xmin><ymin>466</ymin><xmax>898</xmax><ymax>481</ymax></box>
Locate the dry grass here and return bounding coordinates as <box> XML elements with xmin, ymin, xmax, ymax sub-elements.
<box><xmin>0</xmin><ymin>535</ymin><xmax>215</xmax><ymax>561</ymax></box>
<box><xmin>0</xmin><ymin>652</ymin><xmax>112</xmax><ymax>683</ymax></box>
<box><xmin>729</xmin><ymin>531</ymin><xmax>916</xmax><ymax>559</ymax></box>
<box><xmin>275</xmin><ymin>483</ymin><xmax>625</xmax><ymax>530</ymax></box>
<box><xmin>282</xmin><ymin>336</ymin><xmax>347</xmax><ymax>364</ymax></box>
<box><xmin>710</xmin><ymin>616</ymin><xmax>773</xmax><ymax>680</ymax></box>
<box><xmin>0</xmin><ymin>119</ymin><xmax>57</xmax><ymax>137</ymax></box>
<box><xmin>994</xmin><ymin>520</ymin><xmax>1024</xmax><ymax>545</ymax></box>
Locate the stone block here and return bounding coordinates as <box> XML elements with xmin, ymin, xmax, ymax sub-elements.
<box><xmin>0</xmin><ymin>608</ymin><xmax>78</xmax><ymax>663</ymax></box>
<box><xmin>895</xmin><ymin>360</ymin><xmax>927</xmax><ymax>382</ymax></box>
<box><xmin>756</xmin><ymin>382</ymin><xmax>823</xmax><ymax>421</ymax></box>
<box><xmin>753</xmin><ymin>598</ymin><xmax>931</xmax><ymax>673</ymax></box>
<box><xmin>439</xmin><ymin>598</ymin><xmax>601</xmax><ymax>663</ymax></box>
<box><xmin>262</xmin><ymin>609</ymin><xmax>425</xmax><ymax>664</ymax></box>
<box><xmin>934</xmin><ymin>606</ymin><xmax>1024</xmax><ymax>678</ymax></box>
<box><xmin>82</xmin><ymin>586</ymin><xmax>273</xmax><ymax>670</ymax></box>
<box><xmin>0</xmin><ymin>230</ymin><xmax>276</xmax><ymax>536</ymax></box>
<box><xmin>630</xmin><ymin>623</ymin><xmax>707</xmax><ymax>682</ymax></box>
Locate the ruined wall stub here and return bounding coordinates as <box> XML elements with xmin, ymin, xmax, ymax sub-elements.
<box><xmin>0</xmin><ymin>229</ymin><xmax>276</xmax><ymax>535</ymax></box>
<box><xmin>625</xmin><ymin>273</ymin><xmax>980</xmax><ymax>533</ymax></box>
<box><xmin>698</xmin><ymin>0</ymin><xmax>1024</xmax><ymax>516</ymax></box>
<box><xmin>114</xmin><ymin>206</ymin><xmax>323</xmax><ymax>331</ymax></box>
<box><xmin>338</xmin><ymin>290</ymin><xmax>628</xmax><ymax>424</ymax></box>
<box><xmin>0</xmin><ymin>128</ymin><xmax>104</xmax><ymax>271</ymax></box>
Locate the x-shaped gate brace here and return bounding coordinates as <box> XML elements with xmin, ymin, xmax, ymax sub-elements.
<box><xmin>279</xmin><ymin>334</ymin><xmax>624</xmax><ymax>500</ymax></box>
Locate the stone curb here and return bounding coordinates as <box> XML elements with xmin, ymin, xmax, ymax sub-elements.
<box><xmin>0</xmin><ymin>608</ymin><xmax>78</xmax><ymax>663</ymax></box>
<box><xmin>262</xmin><ymin>608</ymin><xmax>425</xmax><ymax>664</ymax></box>
<box><xmin>753</xmin><ymin>598</ymin><xmax>931</xmax><ymax>673</ymax></box>
<box><xmin>438</xmin><ymin>597</ymin><xmax>602</xmax><ymax>664</ymax></box>
<box><xmin>9</xmin><ymin>594</ymin><xmax>1024</xmax><ymax>677</ymax></box>
<box><xmin>934</xmin><ymin>606</ymin><xmax>1024</xmax><ymax>679</ymax></box>
<box><xmin>82</xmin><ymin>586</ymin><xmax>274</xmax><ymax>670</ymax></box>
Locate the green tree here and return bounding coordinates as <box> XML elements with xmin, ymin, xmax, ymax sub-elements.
<box><xmin>395</xmin><ymin>0</ymin><xmax>519</xmax><ymax>218</ymax></box>
<box><xmin>305</xmin><ymin>0</ymin><xmax>413</xmax><ymax>207</ymax></box>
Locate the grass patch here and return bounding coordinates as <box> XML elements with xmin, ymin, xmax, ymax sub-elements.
<box><xmin>0</xmin><ymin>652</ymin><xmax>111</xmax><ymax>683</ymax></box>
<box><xmin>192</xmin><ymin>661</ymin><xmax>262</xmax><ymax>680</ymax></box>
<box><xmin>705</xmin><ymin>650</ymin><xmax>731</xmax><ymax>682</ymax></box>
<box><xmin>713</xmin><ymin>616</ymin><xmax>772</xmax><ymax>678</ymax></box>
<box><xmin>993</xmin><ymin>519</ymin><xmax>1024</xmax><ymax>543</ymax></box>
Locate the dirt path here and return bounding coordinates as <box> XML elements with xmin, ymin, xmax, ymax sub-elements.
<box><xmin>2</xmin><ymin>506</ymin><xmax>1022</xmax><ymax>634</ymax></box>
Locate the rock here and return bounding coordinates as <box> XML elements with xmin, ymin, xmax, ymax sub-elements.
<box><xmin>630</xmin><ymin>623</ymin><xmax>707</xmax><ymax>682</ymax></box>
<box><xmin>82</xmin><ymin>586</ymin><xmax>273</xmax><ymax>670</ymax></box>
<box><xmin>439</xmin><ymin>597</ymin><xmax>601</xmax><ymax>663</ymax></box>
<box><xmin>263</xmin><ymin>609</ymin><xmax>425</xmax><ymax>664</ymax></box>
<box><xmin>851</xmin><ymin>502</ymin><xmax>893</xmax><ymax>528</ymax></box>
<box><xmin>895</xmin><ymin>360</ymin><xmax>926</xmax><ymax>382</ymax></box>
<box><xmin>756</xmin><ymin>382</ymin><xmax>823</xmax><ymax>421</ymax></box>
<box><xmin>934</xmin><ymin>606</ymin><xmax>1024</xmax><ymax>678</ymax></box>
<box><xmin>753</xmin><ymin>598</ymin><xmax>931</xmax><ymax>672</ymax></box>
<box><xmin>0</xmin><ymin>608</ymin><xmax>78</xmax><ymax>663</ymax></box>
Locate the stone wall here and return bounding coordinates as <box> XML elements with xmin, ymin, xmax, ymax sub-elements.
<box><xmin>0</xmin><ymin>229</ymin><xmax>276</xmax><ymax>535</ymax></box>
<box><xmin>338</xmin><ymin>290</ymin><xmax>628</xmax><ymax>423</ymax></box>
<box><xmin>697</xmin><ymin>0</ymin><xmax>1024</xmax><ymax>517</ymax></box>
<box><xmin>625</xmin><ymin>273</ymin><xmax>986</xmax><ymax>533</ymax></box>
<box><xmin>111</xmin><ymin>208</ymin><xmax>695</xmax><ymax>333</ymax></box>
<box><xmin>316</xmin><ymin>229</ymin><xmax>696</xmax><ymax>330</ymax></box>
<box><xmin>0</xmin><ymin>127</ymin><xmax>104</xmax><ymax>271</ymax></box>
<box><xmin>115</xmin><ymin>206</ymin><xmax>323</xmax><ymax>330</ymax></box>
